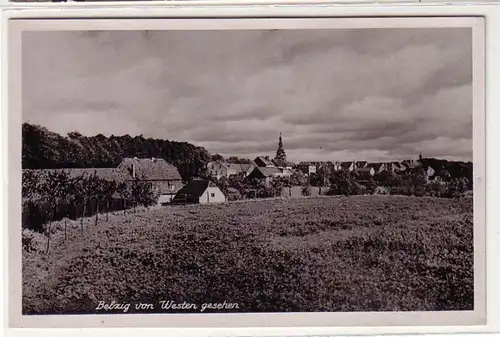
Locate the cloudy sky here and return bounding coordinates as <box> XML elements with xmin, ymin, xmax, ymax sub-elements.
<box><xmin>23</xmin><ymin>28</ymin><xmax>472</xmax><ymax>162</ymax></box>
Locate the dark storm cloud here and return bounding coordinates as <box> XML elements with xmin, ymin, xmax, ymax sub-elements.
<box><xmin>22</xmin><ymin>27</ymin><xmax>473</xmax><ymax>162</ymax></box>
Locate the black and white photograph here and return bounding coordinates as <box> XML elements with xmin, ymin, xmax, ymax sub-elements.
<box><xmin>9</xmin><ymin>17</ymin><xmax>486</xmax><ymax>327</ymax></box>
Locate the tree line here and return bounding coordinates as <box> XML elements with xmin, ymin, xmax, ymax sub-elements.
<box><xmin>22</xmin><ymin>123</ymin><xmax>210</xmax><ymax>181</ymax></box>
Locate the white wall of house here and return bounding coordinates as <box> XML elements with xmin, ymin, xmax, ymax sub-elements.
<box><xmin>199</xmin><ymin>186</ymin><xmax>226</xmax><ymax>204</ymax></box>
<box><xmin>299</xmin><ymin>165</ymin><xmax>316</xmax><ymax>175</ymax></box>
<box><xmin>427</xmin><ymin>167</ymin><xmax>436</xmax><ymax>177</ymax></box>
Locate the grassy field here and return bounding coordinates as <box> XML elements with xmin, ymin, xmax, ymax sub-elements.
<box><xmin>22</xmin><ymin>195</ymin><xmax>473</xmax><ymax>314</ymax></box>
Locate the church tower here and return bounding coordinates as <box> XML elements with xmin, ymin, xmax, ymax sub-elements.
<box><xmin>275</xmin><ymin>132</ymin><xmax>287</xmax><ymax>162</ymax></box>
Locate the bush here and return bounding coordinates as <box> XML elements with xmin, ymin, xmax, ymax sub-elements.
<box><xmin>301</xmin><ymin>185</ymin><xmax>311</xmax><ymax>196</ymax></box>
<box><xmin>227</xmin><ymin>188</ymin><xmax>242</xmax><ymax>201</ymax></box>
<box><xmin>365</xmin><ymin>178</ymin><xmax>377</xmax><ymax>195</ymax></box>
<box><xmin>22</xmin><ymin>229</ymin><xmax>45</xmax><ymax>253</ymax></box>
<box><xmin>327</xmin><ymin>171</ymin><xmax>363</xmax><ymax>196</ymax></box>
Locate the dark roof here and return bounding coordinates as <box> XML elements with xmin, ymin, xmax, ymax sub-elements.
<box><xmin>341</xmin><ymin>162</ymin><xmax>354</xmax><ymax>169</ymax></box>
<box><xmin>172</xmin><ymin>179</ymin><xmax>221</xmax><ymax>203</ymax></box>
<box><xmin>248</xmin><ymin>166</ymin><xmax>283</xmax><ymax>178</ymax></box>
<box><xmin>367</xmin><ymin>163</ymin><xmax>385</xmax><ymax>170</ymax></box>
<box><xmin>227</xmin><ymin>163</ymin><xmax>253</xmax><ymax>172</ymax></box>
<box><xmin>117</xmin><ymin>157</ymin><xmax>182</xmax><ymax>181</ymax></box>
<box><xmin>356</xmin><ymin>161</ymin><xmax>368</xmax><ymax>168</ymax></box>
<box><xmin>254</xmin><ymin>156</ymin><xmax>275</xmax><ymax>167</ymax></box>
<box><xmin>390</xmin><ymin>162</ymin><xmax>402</xmax><ymax>169</ymax></box>
<box><xmin>422</xmin><ymin>165</ymin><xmax>435</xmax><ymax>173</ymax></box>
<box><xmin>355</xmin><ymin>167</ymin><xmax>374</xmax><ymax>173</ymax></box>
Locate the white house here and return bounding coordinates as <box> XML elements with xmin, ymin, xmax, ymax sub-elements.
<box><xmin>172</xmin><ymin>179</ymin><xmax>226</xmax><ymax>204</ymax></box>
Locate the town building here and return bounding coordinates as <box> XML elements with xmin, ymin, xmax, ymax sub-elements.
<box><xmin>247</xmin><ymin>166</ymin><xmax>287</xmax><ymax>184</ymax></box>
<box><xmin>297</xmin><ymin>162</ymin><xmax>317</xmax><ymax>176</ymax></box>
<box><xmin>117</xmin><ymin>157</ymin><xmax>184</xmax><ymax>204</ymax></box>
<box><xmin>366</xmin><ymin>163</ymin><xmax>386</xmax><ymax>174</ymax></box>
<box><xmin>254</xmin><ymin>156</ymin><xmax>276</xmax><ymax>168</ymax></box>
<box><xmin>354</xmin><ymin>167</ymin><xmax>375</xmax><ymax>177</ymax></box>
<box><xmin>340</xmin><ymin>161</ymin><xmax>356</xmax><ymax>172</ymax></box>
<box><xmin>206</xmin><ymin>161</ymin><xmax>254</xmax><ymax>179</ymax></box>
<box><xmin>171</xmin><ymin>179</ymin><xmax>226</xmax><ymax>204</ymax></box>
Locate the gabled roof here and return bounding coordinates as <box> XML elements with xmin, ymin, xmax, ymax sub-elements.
<box><xmin>356</xmin><ymin>161</ymin><xmax>368</xmax><ymax>168</ymax></box>
<box><xmin>227</xmin><ymin>163</ymin><xmax>253</xmax><ymax>172</ymax></box>
<box><xmin>251</xmin><ymin>166</ymin><xmax>283</xmax><ymax>177</ymax></box>
<box><xmin>175</xmin><ymin>179</ymin><xmax>210</xmax><ymax>198</ymax></box>
<box><xmin>391</xmin><ymin>162</ymin><xmax>402</xmax><ymax>169</ymax></box>
<box><xmin>367</xmin><ymin>163</ymin><xmax>385</xmax><ymax>170</ymax></box>
<box><xmin>172</xmin><ymin>179</ymin><xmax>222</xmax><ymax>203</ymax></box>
<box><xmin>118</xmin><ymin>157</ymin><xmax>182</xmax><ymax>181</ymax></box>
<box><xmin>355</xmin><ymin>167</ymin><xmax>374</xmax><ymax>173</ymax></box>
<box><xmin>341</xmin><ymin>162</ymin><xmax>354</xmax><ymax>169</ymax></box>
<box><xmin>254</xmin><ymin>156</ymin><xmax>275</xmax><ymax>166</ymax></box>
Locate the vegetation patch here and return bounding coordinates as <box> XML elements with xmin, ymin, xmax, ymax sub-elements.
<box><xmin>23</xmin><ymin>196</ymin><xmax>473</xmax><ymax>314</ymax></box>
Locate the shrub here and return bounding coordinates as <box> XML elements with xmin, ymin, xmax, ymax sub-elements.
<box><xmin>301</xmin><ymin>185</ymin><xmax>311</xmax><ymax>196</ymax></box>
<box><xmin>226</xmin><ymin>188</ymin><xmax>242</xmax><ymax>201</ymax></box>
<box><xmin>22</xmin><ymin>229</ymin><xmax>45</xmax><ymax>253</ymax></box>
<box><xmin>327</xmin><ymin>171</ymin><xmax>363</xmax><ymax>196</ymax></box>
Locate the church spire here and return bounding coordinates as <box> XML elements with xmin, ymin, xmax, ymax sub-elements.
<box><xmin>275</xmin><ymin>132</ymin><xmax>287</xmax><ymax>162</ymax></box>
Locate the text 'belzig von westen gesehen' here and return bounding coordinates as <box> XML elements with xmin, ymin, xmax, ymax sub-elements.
<box><xmin>95</xmin><ymin>300</ymin><xmax>240</xmax><ymax>313</ymax></box>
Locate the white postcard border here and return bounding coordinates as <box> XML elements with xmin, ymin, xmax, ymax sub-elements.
<box><xmin>0</xmin><ymin>4</ymin><xmax>495</xmax><ymax>334</ymax></box>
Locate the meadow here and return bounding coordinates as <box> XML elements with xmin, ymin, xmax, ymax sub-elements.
<box><xmin>22</xmin><ymin>195</ymin><xmax>474</xmax><ymax>314</ymax></box>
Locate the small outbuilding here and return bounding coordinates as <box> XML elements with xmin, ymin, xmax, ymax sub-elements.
<box><xmin>171</xmin><ymin>179</ymin><xmax>226</xmax><ymax>204</ymax></box>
